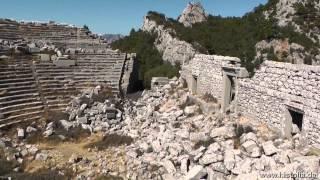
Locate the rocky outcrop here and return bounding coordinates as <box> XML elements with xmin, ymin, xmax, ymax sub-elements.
<box><xmin>178</xmin><ymin>2</ymin><xmax>208</xmax><ymax>27</ymax></box>
<box><xmin>255</xmin><ymin>39</ymin><xmax>320</xmax><ymax>65</ymax></box>
<box><xmin>142</xmin><ymin>16</ymin><xmax>196</xmax><ymax>65</ymax></box>
<box><xmin>264</xmin><ymin>0</ymin><xmax>320</xmax><ymax>43</ymax></box>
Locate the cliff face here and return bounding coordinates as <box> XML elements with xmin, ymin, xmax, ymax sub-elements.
<box><xmin>178</xmin><ymin>2</ymin><xmax>208</xmax><ymax>27</ymax></box>
<box><xmin>142</xmin><ymin>16</ymin><xmax>196</xmax><ymax>65</ymax></box>
<box><xmin>257</xmin><ymin>0</ymin><xmax>320</xmax><ymax>64</ymax></box>
<box><xmin>265</xmin><ymin>0</ymin><xmax>320</xmax><ymax>42</ymax></box>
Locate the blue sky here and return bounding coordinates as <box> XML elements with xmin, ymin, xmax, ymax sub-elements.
<box><xmin>0</xmin><ymin>0</ymin><xmax>267</xmax><ymax>35</ymax></box>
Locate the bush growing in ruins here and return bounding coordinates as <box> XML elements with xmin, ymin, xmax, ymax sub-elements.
<box><xmin>111</xmin><ymin>29</ymin><xmax>179</xmax><ymax>89</ymax></box>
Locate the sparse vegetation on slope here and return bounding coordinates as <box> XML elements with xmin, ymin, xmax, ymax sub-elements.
<box><xmin>111</xmin><ymin>29</ymin><xmax>179</xmax><ymax>89</ymax></box>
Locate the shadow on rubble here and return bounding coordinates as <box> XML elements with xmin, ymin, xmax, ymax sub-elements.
<box><xmin>26</xmin><ymin>111</ymin><xmax>91</xmax><ymax>145</ymax></box>
<box><xmin>85</xmin><ymin>134</ymin><xmax>133</xmax><ymax>151</ymax></box>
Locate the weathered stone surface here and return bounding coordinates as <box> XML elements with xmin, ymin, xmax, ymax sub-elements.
<box><xmin>184</xmin><ymin>165</ymin><xmax>207</xmax><ymax>180</ymax></box>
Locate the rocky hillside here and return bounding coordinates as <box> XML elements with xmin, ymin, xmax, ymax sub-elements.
<box><xmin>139</xmin><ymin>0</ymin><xmax>320</xmax><ymax>73</ymax></box>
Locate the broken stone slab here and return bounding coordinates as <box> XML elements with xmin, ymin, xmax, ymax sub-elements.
<box><xmin>77</xmin><ymin>116</ymin><xmax>88</xmax><ymax>124</ymax></box>
<box><xmin>28</xmin><ymin>146</ymin><xmax>39</xmax><ymax>155</ymax></box>
<box><xmin>26</xmin><ymin>126</ymin><xmax>37</xmax><ymax>133</ymax></box>
<box><xmin>35</xmin><ymin>152</ymin><xmax>48</xmax><ymax>161</ymax></box>
<box><xmin>209</xmin><ymin>162</ymin><xmax>230</xmax><ymax>175</ymax></box>
<box><xmin>184</xmin><ymin>165</ymin><xmax>207</xmax><ymax>180</ymax></box>
<box><xmin>262</xmin><ymin>141</ymin><xmax>278</xmax><ymax>156</ymax></box>
<box><xmin>210</xmin><ymin>126</ymin><xmax>235</xmax><ymax>138</ymax></box>
<box><xmin>199</xmin><ymin>153</ymin><xmax>224</xmax><ymax>165</ymax></box>
<box><xmin>59</xmin><ymin>120</ymin><xmax>73</xmax><ymax>131</ymax></box>
<box><xmin>224</xmin><ymin>150</ymin><xmax>235</xmax><ymax>171</ymax></box>
<box><xmin>17</xmin><ymin>128</ymin><xmax>25</xmax><ymax>138</ymax></box>
<box><xmin>180</xmin><ymin>156</ymin><xmax>189</xmax><ymax>175</ymax></box>
<box><xmin>162</xmin><ymin>160</ymin><xmax>176</xmax><ymax>174</ymax></box>
<box><xmin>189</xmin><ymin>132</ymin><xmax>209</xmax><ymax>142</ymax></box>
<box><xmin>206</xmin><ymin>168</ymin><xmax>226</xmax><ymax>180</ymax></box>
<box><xmin>240</xmin><ymin>132</ymin><xmax>258</xmax><ymax>144</ymax></box>
<box><xmin>241</xmin><ymin>140</ymin><xmax>259</xmax><ymax>155</ymax></box>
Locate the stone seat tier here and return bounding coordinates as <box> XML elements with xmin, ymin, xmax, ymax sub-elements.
<box><xmin>0</xmin><ymin>89</ymin><xmax>38</xmax><ymax>97</ymax></box>
<box><xmin>0</xmin><ymin>81</ymin><xmax>36</xmax><ymax>88</ymax></box>
<box><xmin>0</xmin><ymin>115</ymin><xmax>42</xmax><ymax>128</ymax></box>
<box><xmin>41</xmin><ymin>87</ymin><xmax>77</xmax><ymax>92</ymax></box>
<box><xmin>0</xmin><ymin>101</ymin><xmax>43</xmax><ymax>112</ymax></box>
<box><xmin>0</xmin><ymin>97</ymin><xmax>40</xmax><ymax>106</ymax></box>
<box><xmin>0</xmin><ymin>93</ymin><xmax>39</xmax><ymax>101</ymax></box>
<box><xmin>0</xmin><ymin>85</ymin><xmax>37</xmax><ymax>92</ymax></box>
<box><xmin>0</xmin><ymin>73</ymin><xmax>34</xmax><ymax>80</ymax></box>
<box><xmin>1</xmin><ymin>105</ymin><xmax>44</xmax><ymax>116</ymax></box>
<box><xmin>0</xmin><ymin>77</ymin><xmax>35</xmax><ymax>83</ymax></box>
<box><xmin>0</xmin><ymin>111</ymin><xmax>44</xmax><ymax>124</ymax></box>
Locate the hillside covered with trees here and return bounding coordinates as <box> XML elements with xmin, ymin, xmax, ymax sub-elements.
<box><xmin>112</xmin><ymin>0</ymin><xmax>320</xmax><ymax>79</ymax></box>
<box><xmin>111</xmin><ymin>29</ymin><xmax>179</xmax><ymax>89</ymax></box>
<box><xmin>146</xmin><ymin>0</ymin><xmax>320</xmax><ymax>73</ymax></box>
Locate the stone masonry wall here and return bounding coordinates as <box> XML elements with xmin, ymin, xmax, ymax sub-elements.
<box><xmin>238</xmin><ymin>61</ymin><xmax>320</xmax><ymax>145</ymax></box>
<box><xmin>182</xmin><ymin>54</ymin><xmax>229</xmax><ymax>101</ymax></box>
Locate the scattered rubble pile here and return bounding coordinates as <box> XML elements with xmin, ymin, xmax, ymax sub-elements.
<box><xmin>1</xmin><ymin>79</ymin><xmax>320</xmax><ymax>179</ymax></box>
<box><xmin>123</xmin><ymin>77</ymin><xmax>320</xmax><ymax>179</ymax></box>
<box><xmin>0</xmin><ymin>86</ymin><xmax>128</xmax><ymax>179</ymax></box>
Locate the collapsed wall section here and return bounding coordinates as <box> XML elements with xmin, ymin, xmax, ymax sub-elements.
<box><xmin>238</xmin><ymin>61</ymin><xmax>320</xmax><ymax>145</ymax></box>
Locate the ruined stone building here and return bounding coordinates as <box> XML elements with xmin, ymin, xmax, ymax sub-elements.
<box><xmin>181</xmin><ymin>54</ymin><xmax>320</xmax><ymax>147</ymax></box>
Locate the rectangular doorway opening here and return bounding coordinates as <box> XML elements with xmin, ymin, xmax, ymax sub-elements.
<box><xmin>288</xmin><ymin>109</ymin><xmax>304</xmax><ymax>131</ymax></box>
<box><xmin>192</xmin><ymin>75</ymin><xmax>198</xmax><ymax>94</ymax></box>
<box><xmin>228</xmin><ymin>76</ymin><xmax>235</xmax><ymax>103</ymax></box>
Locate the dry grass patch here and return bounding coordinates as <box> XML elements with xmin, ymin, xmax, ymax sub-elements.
<box><xmin>85</xmin><ymin>134</ymin><xmax>133</xmax><ymax>151</ymax></box>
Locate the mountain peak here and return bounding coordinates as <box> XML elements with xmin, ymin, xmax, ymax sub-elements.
<box><xmin>178</xmin><ymin>2</ymin><xmax>208</xmax><ymax>27</ymax></box>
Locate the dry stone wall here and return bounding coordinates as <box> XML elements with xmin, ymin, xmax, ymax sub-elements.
<box><xmin>238</xmin><ymin>61</ymin><xmax>320</xmax><ymax>145</ymax></box>
<box><xmin>182</xmin><ymin>54</ymin><xmax>320</xmax><ymax>146</ymax></box>
<box><xmin>181</xmin><ymin>54</ymin><xmax>226</xmax><ymax>100</ymax></box>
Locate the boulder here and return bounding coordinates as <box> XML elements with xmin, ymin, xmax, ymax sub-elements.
<box><xmin>35</xmin><ymin>153</ymin><xmax>48</xmax><ymax>161</ymax></box>
<box><xmin>43</xmin><ymin>129</ymin><xmax>53</xmax><ymax>137</ymax></box>
<box><xmin>59</xmin><ymin>120</ymin><xmax>73</xmax><ymax>131</ymax></box>
<box><xmin>26</xmin><ymin>126</ymin><xmax>37</xmax><ymax>133</ymax></box>
<box><xmin>210</xmin><ymin>126</ymin><xmax>235</xmax><ymax>138</ymax></box>
<box><xmin>262</xmin><ymin>141</ymin><xmax>278</xmax><ymax>156</ymax></box>
<box><xmin>199</xmin><ymin>153</ymin><xmax>224</xmax><ymax>165</ymax></box>
<box><xmin>184</xmin><ymin>105</ymin><xmax>199</xmax><ymax>116</ymax></box>
<box><xmin>184</xmin><ymin>165</ymin><xmax>207</xmax><ymax>180</ymax></box>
